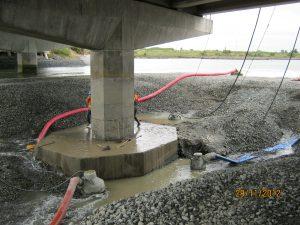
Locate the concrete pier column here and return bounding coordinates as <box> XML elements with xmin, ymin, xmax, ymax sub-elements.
<box><xmin>90</xmin><ymin>15</ymin><xmax>135</xmax><ymax>141</ymax></box>
<box><xmin>16</xmin><ymin>53</ymin><xmax>23</xmax><ymax>73</ymax></box>
<box><xmin>22</xmin><ymin>52</ymin><xmax>37</xmax><ymax>74</ymax></box>
<box><xmin>91</xmin><ymin>50</ymin><xmax>134</xmax><ymax>141</ymax></box>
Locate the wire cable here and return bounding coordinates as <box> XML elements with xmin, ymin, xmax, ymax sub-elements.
<box><xmin>263</xmin><ymin>26</ymin><xmax>300</xmax><ymax>120</ymax></box>
<box><xmin>174</xmin><ymin>8</ymin><xmax>262</xmax><ymax>120</ymax></box>
<box><xmin>195</xmin><ymin>14</ymin><xmax>212</xmax><ymax>74</ymax></box>
<box><xmin>241</xmin><ymin>7</ymin><xmax>276</xmax><ymax>83</ymax></box>
<box><xmin>170</xmin><ymin>14</ymin><xmax>212</xmax><ymax>119</ymax></box>
<box><xmin>0</xmin><ymin>170</ymin><xmax>83</xmax><ymax>192</ymax></box>
<box><xmin>207</xmin><ymin>8</ymin><xmax>262</xmax><ymax>116</ymax></box>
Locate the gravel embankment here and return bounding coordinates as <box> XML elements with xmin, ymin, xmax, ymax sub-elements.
<box><xmin>82</xmin><ymin>150</ymin><xmax>300</xmax><ymax>225</ymax></box>
<box><xmin>83</xmin><ymin>70</ymin><xmax>300</xmax><ymax>225</ymax></box>
<box><xmin>135</xmin><ymin>74</ymin><xmax>300</xmax><ymax>156</ymax></box>
<box><xmin>0</xmin><ymin>77</ymin><xmax>90</xmax><ymax>138</ymax></box>
<box><xmin>1</xmin><ymin>74</ymin><xmax>299</xmax><ymax>152</ymax></box>
<box><xmin>0</xmin><ymin>138</ymin><xmax>75</xmax><ymax>225</ymax></box>
<box><xmin>0</xmin><ymin>73</ymin><xmax>299</xmax><ymax>224</ymax></box>
<box><xmin>0</xmin><ymin>54</ymin><xmax>87</xmax><ymax>70</ymax></box>
<box><xmin>0</xmin><ymin>138</ymin><xmax>98</xmax><ymax>225</ymax></box>
<box><xmin>38</xmin><ymin>55</ymin><xmax>87</xmax><ymax>68</ymax></box>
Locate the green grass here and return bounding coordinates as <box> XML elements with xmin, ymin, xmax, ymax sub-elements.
<box><xmin>49</xmin><ymin>48</ymin><xmax>73</xmax><ymax>58</ymax></box>
<box><xmin>48</xmin><ymin>47</ymin><xmax>300</xmax><ymax>60</ymax></box>
<box><xmin>134</xmin><ymin>48</ymin><xmax>300</xmax><ymax>59</ymax></box>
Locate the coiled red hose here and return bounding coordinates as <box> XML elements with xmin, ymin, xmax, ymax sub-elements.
<box><xmin>136</xmin><ymin>69</ymin><xmax>238</xmax><ymax>102</ymax></box>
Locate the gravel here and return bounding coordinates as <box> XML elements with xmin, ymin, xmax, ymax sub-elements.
<box><xmin>0</xmin><ymin>138</ymin><xmax>89</xmax><ymax>225</ymax></box>
<box><xmin>0</xmin><ymin>73</ymin><xmax>299</xmax><ymax>224</ymax></box>
<box><xmin>1</xmin><ymin>74</ymin><xmax>298</xmax><ymax>153</ymax></box>
<box><xmin>79</xmin><ymin>74</ymin><xmax>300</xmax><ymax>225</ymax></box>
<box><xmin>81</xmin><ymin>151</ymin><xmax>300</xmax><ymax>225</ymax></box>
<box><xmin>135</xmin><ymin>74</ymin><xmax>300</xmax><ymax>156</ymax></box>
<box><xmin>0</xmin><ymin>77</ymin><xmax>90</xmax><ymax>138</ymax></box>
<box><xmin>0</xmin><ymin>54</ymin><xmax>87</xmax><ymax>70</ymax></box>
<box><xmin>38</xmin><ymin>55</ymin><xmax>87</xmax><ymax>68</ymax></box>
<box><xmin>0</xmin><ymin>138</ymin><xmax>76</xmax><ymax>198</ymax></box>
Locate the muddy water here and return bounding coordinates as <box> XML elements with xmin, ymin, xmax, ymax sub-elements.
<box><xmin>52</xmin><ymin>128</ymin><xmax>298</xmax><ymax>211</ymax></box>
<box><xmin>138</xmin><ymin>111</ymin><xmax>201</xmax><ymax>125</ymax></box>
<box><xmin>96</xmin><ymin>159</ymin><xmax>200</xmax><ymax>206</ymax></box>
<box><xmin>139</xmin><ymin>112</ymin><xmax>183</xmax><ymax>125</ymax></box>
<box><xmin>72</xmin><ymin>157</ymin><xmax>232</xmax><ymax>211</ymax></box>
<box><xmin>71</xmin><ymin>158</ymin><xmax>202</xmax><ymax>210</ymax></box>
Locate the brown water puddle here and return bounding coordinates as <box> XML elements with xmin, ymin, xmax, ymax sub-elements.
<box><xmin>138</xmin><ymin>112</ymin><xmax>184</xmax><ymax>126</ymax></box>
<box><xmin>97</xmin><ymin>159</ymin><xmax>198</xmax><ymax>206</ymax></box>
<box><xmin>72</xmin><ymin>157</ymin><xmax>230</xmax><ymax>210</ymax></box>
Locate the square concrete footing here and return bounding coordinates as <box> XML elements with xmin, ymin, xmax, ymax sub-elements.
<box><xmin>36</xmin><ymin>123</ymin><xmax>178</xmax><ymax>180</ymax></box>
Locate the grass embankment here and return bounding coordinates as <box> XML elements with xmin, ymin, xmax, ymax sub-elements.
<box><xmin>135</xmin><ymin>48</ymin><xmax>300</xmax><ymax>59</ymax></box>
<box><xmin>49</xmin><ymin>47</ymin><xmax>300</xmax><ymax>60</ymax></box>
<box><xmin>49</xmin><ymin>47</ymin><xmax>89</xmax><ymax>58</ymax></box>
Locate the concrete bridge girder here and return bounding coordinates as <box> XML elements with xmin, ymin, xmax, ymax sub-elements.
<box><xmin>0</xmin><ymin>31</ymin><xmax>68</xmax><ymax>53</ymax></box>
<box><xmin>0</xmin><ymin>0</ymin><xmax>212</xmax><ymax>50</ymax></box>
<box><xmin>0</xmin><ymin>31</ymin><xmax>68</xmax><ymax>74</ymax></box>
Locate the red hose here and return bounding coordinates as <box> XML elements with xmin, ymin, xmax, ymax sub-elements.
<box><xmin>137</xmin><ymin>69</ymin><xmax>238</xmax><ymax>103</ymax></box>
<box><xmin>50</xmin><ymin>177</ymin><xmax>80</xmax><ymax>225</ymax></box>
<box><xmin>37</xmin><ymin>69</ymin><xmax>237</xmax><ymax>143</ymax></box>
<box><xmin>37</xmin><ymin>107</ymin><xmax>89</xmax><ymax>144</ymax></box>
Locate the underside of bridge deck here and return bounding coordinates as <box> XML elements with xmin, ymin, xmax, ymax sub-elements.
<box><xmin>137</xmin><ymin>0</ymin><xmax>299</xmax><ymax>15</ymax></box>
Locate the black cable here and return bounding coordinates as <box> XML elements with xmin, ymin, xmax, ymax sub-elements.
<box><xmin>207</xmin><ymin>8</ymin><xmax>262</xmax><ymax>116</ymax></box>
<box><xmin>195</xmin><ymin>14</ymin><xmax>212</xmax><ymax>74</ymax></box>
<box><xmin>241</xmin><ymin>7</ymin><xmax>276</xmax><ymax>83</ymax></box>
<box><xmin>263</xmin><ymin>26</ymin><xmax>300</xmax><ymax>120</ymax></box>
<box><xmin>176</xmin><ymin>8</ymin><xmax>262</xmax><ymax>120</ymax></box>
<box><xmin>173</xmin><ymin>15</ymin><xmax>212</xmax><ymax>120</ymax></box>
<box><xmin>0</xmin><ymin>170</ymin><xmax>82</xmax><ymax>192</ymax></box>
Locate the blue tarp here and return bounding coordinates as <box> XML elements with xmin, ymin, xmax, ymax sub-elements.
<box><xmin>263</xmin><ymin>136</ymin><xmax>300</xmax><ymax>153</ymax></box>
<box><xmin>216</xmin><ymin>153</ymin><xmax>258</xmax><ymax>164</ymax></box>
<box><xmin>215</xmin><ymin>136</ymin><xmax>300</xmax><ymax>165</ymax></box>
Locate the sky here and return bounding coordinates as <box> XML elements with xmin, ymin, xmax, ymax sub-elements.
<box><xmin>154</xmin><ymin>2</ymin><xmax>300</xmax><ymax>52</ymax></box>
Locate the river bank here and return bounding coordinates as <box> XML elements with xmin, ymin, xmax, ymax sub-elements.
<box><xmin>136</xmin><ymin>74</ymin><xmax>300</xmax><ymax>156</ymax></box>
<box><xmin>136</xmin><ymin>56</ymin><xmax>300</xmax><ymax>60</ymax></box>
<box><xmin>0</xmin><ymin>73</ymin><xmax>299</xmax><ymax>224</ymax></box>
<box><xmin>0</xmin><ymin>53</ymin><xmax>87</xmax><ymax>70</ymax></box>
<box><xmin>135</xmin><ymin>48</ymin><xmax>300</xmax><ymax>60</ymax></box>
